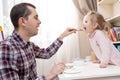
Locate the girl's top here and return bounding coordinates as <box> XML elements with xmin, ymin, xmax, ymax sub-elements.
<box><xmin>89</xmin><ymin>30</ymin><xmax>120</xmax><ymax>66</ymax></box>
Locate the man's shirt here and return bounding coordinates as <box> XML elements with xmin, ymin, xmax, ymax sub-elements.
<box><xmin>0</xmin><ymin>31</ymin><xmax>63</xmax><ymax>80</ymax></box>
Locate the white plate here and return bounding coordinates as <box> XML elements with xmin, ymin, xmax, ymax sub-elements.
<box><xmin>64</xmin><ymin>67</ymin><xmax>82</xmax><ymax>74</ymax></box>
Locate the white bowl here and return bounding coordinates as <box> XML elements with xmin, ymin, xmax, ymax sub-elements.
<box><xmin>73</xmin><ymin>59</ymin><xmax>84</xmax><ymax>66</ymax></box>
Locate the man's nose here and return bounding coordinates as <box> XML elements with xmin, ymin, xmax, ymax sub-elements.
<box><xmin>38</xmin><ymin>19</ymin><xmax>41</xmax><ymax>24</ymax></box>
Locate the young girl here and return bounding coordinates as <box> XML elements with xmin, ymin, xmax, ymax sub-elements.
<box><xmin>83</xmin><ymin>11</ymin><xmax>120</xmax><ymax>68</ymax></box>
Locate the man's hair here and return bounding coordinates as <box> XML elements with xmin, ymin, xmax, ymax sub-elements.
<box><xmin>10</xmin><ymin>3</ymin><xmax>36</xmax><ymax>29</ymax></box>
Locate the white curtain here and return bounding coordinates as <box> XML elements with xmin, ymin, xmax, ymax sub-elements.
<box><xmin>24</xmin><ymin>0</ymin><xmax>80</xmax><ymax>76</ymax></box>
<box><xmin>72</xmin><ymin>0</ymin><xmax>97</xmax><ymax>16</ymax></box>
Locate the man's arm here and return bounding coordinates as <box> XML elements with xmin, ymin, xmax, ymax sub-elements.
<box><xmin>34</xmin><ymin>27</ymin><xmax>77</xmax><ymax>59</ymax></box>
<box><xmin>0</xmin><ymin>44</ymin><xmax>19</xmax><ymax>79</ymax></box>
<box><xmin>34</xmin><ymin>38</ymin><xmax>63</xmax><ymax>59</ymax></box>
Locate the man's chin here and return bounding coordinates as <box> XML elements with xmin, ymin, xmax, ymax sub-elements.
<box><xmin>32</xmin><ymin>32</ymin><xmax>38</xmax><ymax>36</ymax></box>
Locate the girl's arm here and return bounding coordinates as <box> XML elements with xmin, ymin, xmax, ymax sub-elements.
<box><xmin>95</xmin><ymin>31</ymin><xmax>111</xmax><ymax>68</ymax></box>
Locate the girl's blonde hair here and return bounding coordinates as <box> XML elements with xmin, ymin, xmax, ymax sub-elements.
<box><xmin>87</xmin><ymin>11</ymin><xmax>111</xmax><ymax>38</ymax></box>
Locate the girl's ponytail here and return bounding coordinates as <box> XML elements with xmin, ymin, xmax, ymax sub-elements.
<box><xmin>103</xmin><ymin>21</ymin><xmax>112</xmax><ymax>39</ymax></box>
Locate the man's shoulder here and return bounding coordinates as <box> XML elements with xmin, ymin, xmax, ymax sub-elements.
<box><xmin>0</xmin><ymin>36</ymin><xmax>15</xmax><ymax>46</ymax></box>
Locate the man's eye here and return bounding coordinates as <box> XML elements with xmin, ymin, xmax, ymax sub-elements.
<box><xmin>35</xmin><ymin>17</ymin><xmax>38</xmax><ymax>20</ymax></box>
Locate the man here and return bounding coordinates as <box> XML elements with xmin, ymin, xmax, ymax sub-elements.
<box><xmin>0</xmin><ymin>3</ymin><xmax>77</xmax><ymax>80</ymax></box>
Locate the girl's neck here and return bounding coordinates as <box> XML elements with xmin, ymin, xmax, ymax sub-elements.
<box><xmin>88</xmin><ymin>30</ymin><xmax>96</xmax><ymax>38</ymax></box>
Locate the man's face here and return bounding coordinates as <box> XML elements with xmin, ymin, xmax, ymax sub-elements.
<box><xmin>24</xmin><ymin>6</ymin><xmax>41</xmax><ymax>37</ymax></box>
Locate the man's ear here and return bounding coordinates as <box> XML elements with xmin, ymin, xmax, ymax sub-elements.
<box><xmin>18</xmin><ymin>17</ymin><xmax>26</xmax><ymax>27</ymax></box>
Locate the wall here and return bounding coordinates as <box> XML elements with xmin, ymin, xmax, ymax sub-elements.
<box><xmin>113</xmin><ymin>1</ymin><xmax>120</xmax><ymax>16</ymax></box>
<box><xmin>0</xmin><ymin>0</ymin><xmax>3</xmax><ymax>27</ymax></box>
<box><xmin>98</xmin><ymin>0</ymin><xmax>120</xmax><ymax>18</ymax></box>
<box><xmin>98</xmin><ymin>5</ymin><xmax>113</xmax><ymax>18</ymax></box>
<box><xmin>77</xmin><ymin>15</ymin><xmax>91</xmax><ymax>58</ymax></box>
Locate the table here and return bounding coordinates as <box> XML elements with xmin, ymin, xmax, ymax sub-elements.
<box><xmin>58</xmin><ymin>62</ymin><xmax>120</xmax><ymax>80</ymax></box>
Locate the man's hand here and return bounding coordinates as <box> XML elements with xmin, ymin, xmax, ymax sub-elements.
<box><xmin>58</xmin><ymin>27</ymin><xmax>78</xmax><ymax>41</ymax></box>
<box><xmin>45</xmin><ymin>61</ymin><xmax>66</xmax><ymax>80</ymax></box>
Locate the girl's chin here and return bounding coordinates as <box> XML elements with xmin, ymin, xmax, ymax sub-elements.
<box><xmin>87</xmin><ymin>33</ymin><xmax>91</xmax><ymax>37</ymax></box>
<box><xmin>87</xmin><ymin>33</ymin><xmax>90</xmax><ymax>35</ymax></box>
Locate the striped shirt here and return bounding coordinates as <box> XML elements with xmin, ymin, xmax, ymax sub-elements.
<box><xmin>0</xmin><ymin>31</ymin><xmax>63</xmax><ymax>80</ymax></box>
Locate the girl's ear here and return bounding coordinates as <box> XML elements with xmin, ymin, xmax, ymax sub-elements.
<box><xmin>93</xmin><ymin>23</ymin><xmax>98</xmax><ymax>29</ymax></box>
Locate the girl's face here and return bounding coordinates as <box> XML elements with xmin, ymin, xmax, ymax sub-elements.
<box><xmin>83</xmin><ymin>15</ymin><xmax>96</xmax><ymax>36</ymax></box>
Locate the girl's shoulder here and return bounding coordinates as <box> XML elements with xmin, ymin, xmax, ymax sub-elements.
<box><xmin>95</xmin><ymin>30</ymin><xmax>103</xmax><ymax>33</ymax></box>
<box><xmin>94</xmin><ymin>30</ymin><xmax>106</xmax><ymax>38</ymax></box>
<box><xmin>95</xmin><ymin>30</ymin><xmax>104</xmax><ymax>35</ymax></box>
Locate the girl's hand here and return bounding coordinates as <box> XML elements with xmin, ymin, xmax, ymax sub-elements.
<box><xmin>92</xmin><ymin>60</ymin><xmax>100</xmax><ymax>64</ymax></box>
<box><xmin>100</xmin><ymin>63</ymin><xmax>107</xmax><ymax>68</ymax></box>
